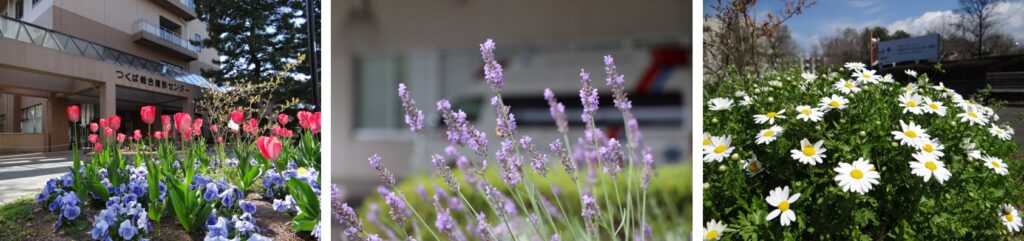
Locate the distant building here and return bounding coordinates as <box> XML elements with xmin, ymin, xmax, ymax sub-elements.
<box><xmin>0</xmin><ymin>0</ymin><xmax>219</xmax><ymax>154</ymax></box>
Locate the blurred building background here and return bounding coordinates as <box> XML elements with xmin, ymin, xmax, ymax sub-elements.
<box><xmin>332</xmin><ymin>0</ymin><xmax>690</xmax><ymax>200</ymax></box>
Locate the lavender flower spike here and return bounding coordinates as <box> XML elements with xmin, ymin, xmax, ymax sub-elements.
<box><xmin>581</xmin><ymin>194</ymin><xmax>601</xmax><ymax>235</ymax></box>
<box><xmin>398</xmin><ymin>83</ymin><xmax>424</xmax><ymax>132</ymax></box>
<box><xmin>335</xmin><ymin>201</ymin><xmax>364</xmax><ymax>241</ymax></box>
<box><xmin>431</xmin><ymin>154</ymin><xmax>460</xmax><ymax>191</ymax></box>
<box><xmin>475</xmin><ymin>212</ymin><xmax>496</xmax><ymax>241</ymax></box>
<box><xmin>480</xmin><ymin>39</ymin><xmax>505</xmax><ymax>92</ymax></box>
<box><xmin>579</xmin><ymin>69</ymin><xmax>600</xmax><ymax>122</ymax></box>
<box><xmin>369</xmin><ymin>154</ymin><xmax>397</xmax><ymax>189</ymax></box>
<box><xmin>641</xmin><ymin>148</ymin><xmax>655</xmax><ymax>190</ymax></box>
<box><xmin>519</xmin><ymin>135</ymin><xmax>549</xmax><ymax>177</ymax></box>
<box><xmin>550</xmin><ymin>139</ymin><xmax>577</xmax><ymax>181</ymax></box>
<box><xmin>544</xmin><ymin>88</ymin><xmax>569</xmax><ymax>134</ymax></box>
<box><xmin>604</xmin><ymin>55</ymin><xmax>632</xmax><ymax>111</ymax></box>
<box><xmin>385</xmin><ymin>191</ymin><xmax>408</xmax><ymax>228</ymax></box>
<box><xmin>601</xmin><ymin>138</ymin><xmax>625</xmax><ymax>178</ymax></box>
<box><xmin>496</xmin><ymin>139</ymin><xmax>523</xmax><ymax>186</ymax></box>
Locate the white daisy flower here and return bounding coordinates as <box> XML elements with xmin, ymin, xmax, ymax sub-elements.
<box><xmin>795</xmin><ymin>106</ymin><xmax>825</xmax><ymax>122</ymax></box>
<box><xmin>891</xmin><ymin>120</ymin><xmax>930</xmax><ymax>147</ymax></box>
<box><xmin>744</xmin><ymin>155</ymin><xmax>765</xmax><ymax>177</ymax></box>
<box><xmin>923</xmin><ymin>98</ymin><xmax>947</xmax><ymax>116</ymax></box>
<box><xmin>755</xmin><ymin>125</ymin><xmax>784</xmax><ymax>145</ymax></box>
<box><xmin>910</xmin><ymin>153</ymin><xmax>952</xmax><ymax>184</ymax></box>
<box><xmin>819</xmin><ymin>94</ymin><xmax>849</xmax><ymax>111</ymax></box>
<box><xmin>853</xmin><ymin>69</ymin><xmax>880</xmax><ymax>84</ymax></box>
<box><xmin>844</xmin><ymin>62</ymin><xmax>866</xmax><ymax>71</ymax></box>
<box><xmin>765</xmin><ymin>186</ymin><xmax>801</xmax><ymax>227</ymax></box>
<box><xmin>964</xmin><ymin>138</ymin><xmax>983</xmax><ymax>160</ymax></box>
<box><xmin>769</xmin><ymin>80</ymin><xmax>783</xmax><ymax>87</ymax></box>
<box><xmin>905</xmin><ymin>69</ymin><xmax>918</xmax><ymax>77</ymax></box>
<box><xmin>703</xmin><ymin>133</ymin><xmax>712</xmax><ymax>147</ymax></box>
<box><xmin>790</xmin><ymin>138</ymin><xmax>827</xmax><ymax>165</ymax></box>
<box><xmin>753</xmin><ymin>109</ymin><xmax>786</xmax><ymax>124</ymax></box>
<box><xmin>982</xmin><ymin>155</ymin><xmax>1009</xmax><ymax>175</ymax></box>
<box><xmin>903</xmin><ymin>83</ymin><xmax>919</xmax><ymax>94</ymax></box>
<box><xmin>880</xmin><ymin>73</ymin><xmax>895</xmax><ymax>83</ymax></box>
<box><xmin>990</xmin><ymin>124</ymin><xmax>1013</xmax><ymax>140</ymax></box>
<box><xmin>833</xmin><ymin>158</ymin><xmax>880</xmax><ymax>194</ymax></box>
<box><xmin>834</xmin><ymin>79</ymin><xmax>861</xmax><ymax>94</ymax></box>
<box><xmin>703</xmin><ymin>219</ymin><xmax>727</xmax><ymax>240</ymax></box>
<box><xmin>1001</xmin><ymin>204</ymin><xmax>1022</xmax><ymax>233</ymax></box>
<box><xmin>703</xmin><ymin>135</ymin><xmax>734</xmax><ymax>163</ymax></box>
<box><xmin>738</xmin><ymin>95</ymin><xmax>753</xmax><ymax>106</ymax></box>
<box><xmin>957</xmin><ymin>106</ymin><xmax>989</xmax><ymax>126</ymax></box>
<box><xmin>917</xmin><ymin>138</ymin><xmax>945</xmax><ymax>159</ymax></box>
<box><xmin>898</xmin><ymin>93</ymin><xmax>926</xmax><ymax>115</ymax></box>
<box><xmin>932</xmin><ymin>82</ymin><xmax>951</xmax><ymax>95</ymax></box>
<box><xmin>801</xmin><ymin>72</ymin><xmax>818</xmax><ymax>82</ymax></box>
<box><xmin>708</xmin><ymin>98</ymin><xmax>733</xmax><ymax>111</ymax></box>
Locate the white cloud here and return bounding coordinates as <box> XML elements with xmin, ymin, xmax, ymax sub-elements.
<box><xmin>887</xmin><ymin>2</ymin><xmax>1024</xmax><ymax>41</ymax></box>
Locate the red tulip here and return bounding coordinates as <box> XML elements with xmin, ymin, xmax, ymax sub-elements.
<box><xmin>89</xmin><ymin>123</ymin><xmax>99</xmax><ymax>133</ymax></box>
<box><xmin>88</xmin><ymin>134</ymin><xmax>98</xmax><ymax>143</ymax></box>
<box><xmin>310</xmin><ymin>112</ymin><xmax>321</xmax><ymax>134</ymax></box>
<box><xmin>277</xmin><ymin>113</ymin><xmax>290</xmax><ymax>125</ymax></box>
<box><xmin>174</xmin><ymin>113</ymin><xmax>192</xmax><ymax>135</ymax></box>
<box><xmin>104</xmin><ymin>127</ymin><xmax>113</xmax><ymax>137</ymax></box>
<box><xmin>117</xmin><ymin>133</ymin><xmax>126</xmax><ymax>143</ymax></box>
<box><xmin>67</xmin><ymin>105</ymin><xmax>81</xmax><ymax>123</ymax></box>
<box><xmin>297</xmin><ymin>111</ymin><xmax>312</xmax><ymax>129</ymax></box>
<box><xmin>193</xmin><ymin>118</ymin><xmax>204</xmax><ymax>131</ymax></box>
<box><xmin>230</xmin><ymin>110</ymin><xmax>245</xmax><ymax>125</ymax></box>
<box><xmin>154</xmin><ymin>131</ymin><xmax>164</xmax><ymax>139</ymax></box>
<box><xmin>99</xmin><ymin>118</ymin><xmax>108</xmax><ymax>130</ymax></box>
<box><xmin>108</xmin><ymin>115</ymin><xmax>122</xmax><ymax>131</ymax></box>
<box><xmin>93</xmin><ymin>143</ymin><xmax>102</xmax><ymax>152</ymax></box>
<box><xmin>140</xmin><ymin>106</ymin><xmax>156</xmax><ymax>125</ymax></box>
<box><xmin>134</xmin><ymin>129</ymin><xmax>142</xmax><ymax>141</ymax></box>
<box><xmin>256</xmin><ymin>136</ymin><xmax>282</xmax><ymax>160</ymax></box>
<box><xmin>161</xmin><ymin>115</ymin><xmax>171</xmax><ymax>132</ymax></box>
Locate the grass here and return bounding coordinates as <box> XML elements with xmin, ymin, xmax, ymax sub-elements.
<box><xmin>0</xmin><ymin>197</ymin><xmax>34</xmax><ymax>241</ymax></box>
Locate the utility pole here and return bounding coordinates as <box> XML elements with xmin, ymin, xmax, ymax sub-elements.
<box><xmin>305</xmin><ymin>0</ymin><xmax>320</xmax><ymax>108</ymax></box>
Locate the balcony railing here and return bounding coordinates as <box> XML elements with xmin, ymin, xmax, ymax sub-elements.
<box><xmin>133</xmin><ymin>19</ymin><xmax>201</xmax><ymax>54</ymax></box>
<box><xmin>0</xmin><ymin>15</ymin><xmax>218</xmax><ymax>89</ymax></box>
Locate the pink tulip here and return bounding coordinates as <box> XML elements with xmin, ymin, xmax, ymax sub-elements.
<box><xmin>67</xmin><ymin>105</ymin><xmax>80</xmax><ymax>123</ymax></box>
<box><xmin>88</xmin><ymin>134</ymin><xmax>98</xmax><ymax>143</ymax></box>
<box><xmin>216</xmin><ymin>136</ymin><xmax>223</xmax><ymax>143</ymax></box>
<box><xmin>161</xmin><ymin>115</ymin><xmax>172</xmax><ymax>133</ymax></box>
<box><xmin>108</xmin><ymin>115</ymin><xmax>122</xmax><ymax>131</ymax></box>
<box><xmin>154</xmin><ymin>131</ymin><xmax>164</xmax><ymax>139</ymax></box>
<box><xmin>310</xmin><ymin>112</ymin><xmax>321</xmax><ymax>134</ymax></box>
<box><xmin>256</xmin><ymin>136</ymin><xmax>282</xmax><ymax>161</ymax></box>
<box><xmin>277</xmin><ymin>113</ymin><xmax>290</xmax><ymax>125</ymax></box>
<box><xmin>99</xmin><ymin>118</ymin><xmax>108</xmax><ymax>130</ymax></box>
<box><xmin>117</xmin><ymin>133</ymin><xmax>126</xmax><ymax>143</ymax></box>
<box><xmin>104</xmin><ymin>127</ymin><xmax>113</xmax><ymax>137</ymax></box>
<box><xmin>93</xmin><ymin>143</ymin><xmax>102</xmax><ymax>152</ymax></box>
<box><xmin>210</xmin><ymin>124</ymin><xmax>219</xmax><ymax>133</ymax></box>
<box><xmin>134</xmin><ymin>129</ymin><xmax>142</xmax><ymax>141</ymax></box>
<box><xmin>89</xmin><ymin>123</ymin><xmax>99</xmax><ymax>133</ymax></box>
<box><xmin>297</xmin><ymin>111</ymin><xmax>312</xmax><ymax>129</ymax></box>
<box><xmin>174</xmin><ymin>112</ymin><xmax>192</xmax><ymax>135</ymax></box>
<box><xmin>230</xmin><ymin>110</ymin><xmax>245</xmax><ymax>125</ymax></box>
<box><xmin>140</xmin><ymin>106</ymin><xmax>156</xmax><ymax>125</ymax></box>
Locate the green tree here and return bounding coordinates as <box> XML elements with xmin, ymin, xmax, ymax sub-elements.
<box><xmin>194</xmin><ymin>0</ymin><xmax>320</xmax><ymax>109</ymax></box>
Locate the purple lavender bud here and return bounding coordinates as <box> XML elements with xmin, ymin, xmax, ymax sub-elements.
<box><xmin>496</xmin><ymin>139</ymin><xmax>522</xmax><ymax>186</ymax></box>
<box><xmin>579</xmin><ymin>69</ymin><xmax>600</xmax><ymax>122</ymax></box>
<box><xmin>434</xmin><ymin>196</ymin><xmax>456</xmax><ymax>237</ymax></box>
<box><xmin>480</xmin><ymin>39</ymin><xmax>505</xmax><ymax>92</ymax></box>
<box><xmin>550</xmin><ymin>234</ymin><xmax>561</xmax><ymax>241</ymax></box>
<box><xmin>335</xmin><ymin>201</ymin><xmax>364</xmax><ymax>241</ymax></box>
<box><xmin>475</xmin><ymin>212</ymin><xmax>496</xmax><ymax>241</ymax></box>
<box><xmin>642</xmin><ymin>148</ymin><xmax>654</xmax><ymax>190</ymax></box>
<box><xmin>432</xmin><ymin>154</ymin><xmax>461</xmax><ymax>190</ymax></box>
<box><xmin>544</xmin><ymin>88</ymin><xmax>569</xmax><ymax>134</ymax></box>
<box><xmin>550</xmin><ymin>139</ymin><xmax>577</xmax><ymax>181</ymax></box>
<box><xmin>483</xmin><ymin>185</ymin><xmax>507</xmax><ymax>219</ymax></box>
<box><xmin>385</xmin><ymin>192</ymin><xmax>408</xmax><ymax>228</ymax></box>
<box><xmin>416</xmin><ymin>185</ymin><xmax>429</xmax><ymax>203</ymax></box>
<box><xmin>367</xmin><ymin>234</ymin><xmax>384</xmax><ymax>241</ymax></box>
<box><xmin>626</xmin><ymin>116</ymin><xmax>644</xmax><ymax>152</ymax></box>
<box><xmin>581</xmin><ymin>194</ymin><xmax>601</xmax><ymax>234</ymax></box>
<box><xmin>368</xmin><ymin>154</ymin><xmax>396</xmax><ymax>188</ymax></box>
<box><xmin>601</xmin><ymin>138</ymin><xmax>624</xmax><ymax>178</ymax></box>
<box><xmin>398</xmin><ymin>83</ymin><xmax>424</xmax><ymax>132</ymax></box>
<box><xmin>468</xmin><ymin>129</ymin><xmax>489</xmax><ymax>157</ymax></box>
<box><xmin>519</xmin><ymin>136</ymin><xmax>549</xmax><ymax>176</ymax></box>
<box><xmin>604</xmin><ymin>55</ymin><xmax>632</xmax><ymax>111</ymax></box>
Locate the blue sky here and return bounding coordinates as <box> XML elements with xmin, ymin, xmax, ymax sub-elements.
<box><xmin>705</xmin><ymin>0</ymin><xmax>1024</xmax><ymax>54</ymax></box>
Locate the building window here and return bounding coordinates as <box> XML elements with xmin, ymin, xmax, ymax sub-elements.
<box><xmin>355</xmin><ymin>53</ymin><xmax>405</xmax><ymax>131</ymax></box>
<box><xmin>194</xmin><ymin>34</ymin><xmax>202</xmax><ymax>53</ymax></box>
<box><xmin>15</xmin><ymin>0</ymin><xmax>24</xmax><ymax>19</ymax></box>
<box><xmin>20</xmin><ymin>104</ymin><xmax>41</xmax><ymax>133</ymax></box>
<box><xmin>32</xmin><ymin>0</ymin><xmax>40</xmax><ymax>7</ymax></box>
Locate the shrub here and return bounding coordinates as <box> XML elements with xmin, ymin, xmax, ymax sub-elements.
<box><xmin>702</xmin><ymin>64</ymin><xmax>1023</xmax><ymax>240</ymax></box>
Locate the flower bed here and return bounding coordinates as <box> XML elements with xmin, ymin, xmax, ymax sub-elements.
<box><xmin>702</xmin><ymin>64</ymin><xmax>1022</xmax><ymax>239</ymax></box>
<box><xmin>33</xmin><ymin>105</ymin><xmax>322</xmax><ymax>240</ymax></box>
<box><xmin>332</xmin><ymin>39</ymin><xmax>689</xmax><ymax>241</ymax></box>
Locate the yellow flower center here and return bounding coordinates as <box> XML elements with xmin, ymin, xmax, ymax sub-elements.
<box><xmin>904</xmin><ymin>130</ymin><xmax>917</xmax><ymax>138</ymax></box>
<box><xmin>748</xmin><ymin>162</ymin><xmax>761</xmax><ymax>172</ymax></box>
<box><xmin>925</xmin><ymin>161</ymin><xmax>938</xmax><ymax>171</ymax></box>
<box><xmin>923</xmin><ymin>144</ymin><xmax>934</xmax><ymax>153</ymax></box>
<box><xmin>830</xmin><ymin>100</ymin><xmax>840</xmax><ymax>108</ymax></box>
<box><xmin>906</xmin><ymin>100</ymin><xmax>918</xmax><ymax>107</ymax></box>
<box><xmin>862</xmin><ymin>73</ymin><xmax>871</xmax><ymax>79</ymax></box>
<box><xmin>298</xmin><ymin>167</ymin><xmax>309</xmax><ymax>175</ymax></box>
<box><xmin>714</xmin><ymin>145</ymin><xmax>727</xmax><ymax>154</ymax></box>
<box><xmin>1007</xmin><ymin>214</ymin><xmax>1015</xmax><ymax>222</ymax></box>
<box><xmin>801</xmin><ymin>108</ymin><xmax>811</xmax><ymax>115</ymax></box>
<box><xmin>850</xmin><ymin>169</ymin><xmax>864</xmax><ymax>179</ymax></box>
<box><xmin>870</xmin><ymin>166</ymin><xmax>876</xmax><ymax>171</ymax></box>
<box><xmin>968</xmin><ymin>111</ymin><xmax>978</xmax><ymax>118</ymax></box>
<box><xmin>929</xmin><ymin>103</ymin><xmax>939</xmax><ymax>110</ymax></box>
<box><xmin>844</xmin><ymin>82</ymin><xmax>854</xmax><ymax>88</ymax></box>
<box><xmin>705</xmin><ymin>230</ymin><xmax>719</xmax><ymax>239</ymax></box>
<box><xmin>766</xmin><ymin>112</ymin><xmax>778</xmax><ymax>118</ymax></box>
<box><xmin>778</xmin><ymin>201</ymin><xmax>790</xmax><ymax>211</ymax></box>
<box><xmin>703</xmin><ymin>137</ymin><xmax>712</xmax><ymax>146</ymax></box>
<box><xmin>992</xmin><ymin>161</ymin><xmax>1001</xmax><ymax>168</ymax></box>
<box><xmin>763</xmin><ymin>130</ymin><xmax>775</xmax><ymax>137</ymax></box>
<box><xmin>802</xmin><ymin>146</ymin><xmax>816</xmax><ymax>156</ymax></box>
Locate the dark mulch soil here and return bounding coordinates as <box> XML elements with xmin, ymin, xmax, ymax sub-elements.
<box><xmin>21</xmin><ymin>193</ymin><xmax>312</xmax><ymax>241</ymax></box>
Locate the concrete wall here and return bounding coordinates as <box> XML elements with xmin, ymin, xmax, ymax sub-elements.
<box><xmin>0</xmin><ymin>133</ymin><xmax>45</xmax><ymax>154</ymax></box>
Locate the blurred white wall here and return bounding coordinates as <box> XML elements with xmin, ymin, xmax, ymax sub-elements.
<box><xmin>332</xmin><ymin>0</ymin><xmax>690</xmax><ymax>199</ymax></box>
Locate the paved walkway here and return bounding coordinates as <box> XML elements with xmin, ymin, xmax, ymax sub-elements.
<box><xmin>0</xmin><ymin>151</ymin><xmax>80</xmax><ymax>205</ymax></box>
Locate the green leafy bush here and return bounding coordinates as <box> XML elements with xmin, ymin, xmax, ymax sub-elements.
<box><xmin>702</xmin><ymin>65</ymin><xmax>1023</xmax><ymax>240</ymax></box>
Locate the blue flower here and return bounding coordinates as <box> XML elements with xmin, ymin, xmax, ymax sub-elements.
<box><xmin>62</xmin><ymin>205</ymin><xmax>80</xmax><ymax>220</ymax></box>
<box><xmin>249</xmin><ymin>233</ymin><xmax>272</xmax><ymax>241</ymax></box>
<box><xmin>91</xmin><ymin>220</ymin><xmax>109</xmax><ymax>240</ymax></box>
<box><xmin>205</xmin><ymin>216</ymin><xmax>229</xmax><ymax>238</ymax></box>
<box><xmin>220</xmin><ymin>188</ymin><xmax>236</xmax><ymax>207</ymax></box>
<box><xmin>240</xmin><ymin>201</ymin><xmax>257</xmax><ymax>214</ymax></box>
<box><xmin>203</xmin><ymin>183</ymin><xmax>219</xmax><ymax>201</ymax></box>
<box><xmin>118</xmin><ymin>220</ymin><xmax>137</xmax><ymax>239</ymax></box>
